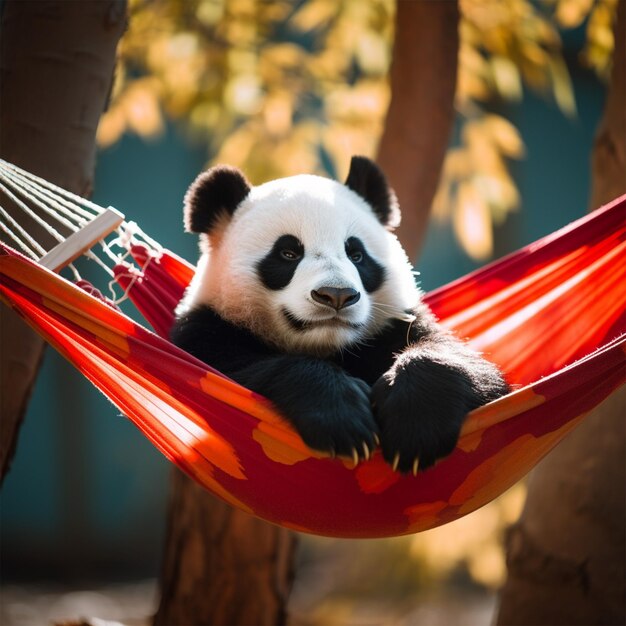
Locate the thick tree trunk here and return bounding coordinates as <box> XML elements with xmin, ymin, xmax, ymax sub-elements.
<box><xmin>377</xmin><ymin>0</ymin><xmax>459</xmax><ymax>260</ymax></box>
<box><xmin>496</xmin><ymin>3</ymin><xmax>626</xmax><ymax>624</ymax></box>
<box><xmin>155</xmin><ymin>470</ymin><xmax>296</xmax><ymax>626</ymax></box>
<box><xmin>155</xmin><ymin>3</ymin><xmax>460</xmax><ymax>624</ymax></box>
<box><xmin>0</xmin><ymin>0</ymin><xmax>127</xmax><ymax>481</ymax></box>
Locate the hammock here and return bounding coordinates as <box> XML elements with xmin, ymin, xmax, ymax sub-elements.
<box><xmin>1</xmin><ymin>160</ymin><xmax>624</xmax><ymax>538</ymax></box>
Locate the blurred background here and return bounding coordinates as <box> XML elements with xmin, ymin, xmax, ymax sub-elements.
<box><xmin>0</xmin><ymin>0</ymin><xmax>618</xmax><ymax>624</ymax></box>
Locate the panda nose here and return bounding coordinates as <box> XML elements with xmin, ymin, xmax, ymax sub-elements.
<box><xmin>311</xmin><ymin>287</ymin><xmax>360</xmax><ymax>310</ymax></box>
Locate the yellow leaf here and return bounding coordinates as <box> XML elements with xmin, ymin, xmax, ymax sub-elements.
<box><xmin>290</xmin><ymin>0</ymin><xmax>338</xmax><ymax>31</ymax></box>
<box><xmin>549</xmin><ymin>56</ymin><xmax>577</xmax><ymax>118</ymax></box>
<box><xmin>491</xmin><ymin>55</ymin><xmax>523</xmax><ymax>101</ymax></box>
<box><xmin>224</xmin><ymin>74</ymin><xmax>262</xmax><ymax>115</ymax></box>
<box><xmin>97</xmin><ymin>106</ymin><xmax>126</xmax><ymax>148</ymax></box>
<box><xmin>520</xmin><ymin>39</ymin><xmax>549</xmax><ymax>68</ymax></box>
<box><xmin>214</xmin><ymin>125</ymin><xmax>256</xmax><ymax>168</ymax></box>
<box><xmin>263</xmin><ymin>91</ymin><xmax>293</xmax><ymax>136</ymax></box>
<box><xmin>483</xmin><ymin>115</ymin><xmax>525</xmax><ymax>158</ymax></box>
<box><xmin>261</xmin><ymin>42</ymin><xmax>306</xmax><ymax>69</ymax></box>
<box><xmin>122</xmin><ymin>79</ymin><xmax>164</xmax><ymax>139</ymax></box>
<box><xmin>431</xmin><ymin>177</ymin><xmax>453</xmax><ymax>221</ymax></box>
<box><xmin>445</xmin><ymin>148</ymin><xmax>472</xmax><ymax>179</ymax></box>
<box><xmin>555</xmin><ymin>0</ymin><xmax>594</xmax><ymax>28</ymax></box>
<box><xmin>454</xmin><ymin>182</ymin><xmax>493</xmax><ymax>260</ymax></box>
<box><xmin>467</xmin><ymin>541</ymin><xmax>506</xmax><ymax>588</ymax></box>
<box><xmin>355</xmin><ymin>30</ymin><xmax>390</xmax><ymax>74</ymax></box>
<box><xmin>196</xmin><ymin>0</ymin><xmax>225</xmax><ymax>26</ymax></box>
<box><xmin>326</xmin><ymin>81</ymin><xmax>389</xmax><ymax>122</ymax></box>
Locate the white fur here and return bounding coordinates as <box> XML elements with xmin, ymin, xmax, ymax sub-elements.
<box><xmin>178</xmin><ymin>174</ymin><xmax>420</xmax><ymax>355</ymax></box>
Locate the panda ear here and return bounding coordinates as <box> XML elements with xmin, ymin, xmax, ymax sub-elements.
<box><xmin>184</xmin><ymin>166</ymin><xmax>251</xmax><ymax>234</ymax></box>
<box><xmin>344</xmin><ymin>156</ymin><xmax>401</xmax><ymax>230</ymax></box>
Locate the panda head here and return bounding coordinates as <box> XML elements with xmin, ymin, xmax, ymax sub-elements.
<box><xmin>178</xmin><ymin>156</ymin><xmax>420</xmax><ymax>355</ymax></box>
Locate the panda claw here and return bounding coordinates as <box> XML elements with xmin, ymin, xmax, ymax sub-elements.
<box><xmin>392</xmin><ymin>452</ymin><xmax>400</xmax><ymax>472</ymax></box>
<box><xmin>412</xmin><ymin>458</ymin><xmax>420</xmax><ymax>476</ymax></box>
<box><xmin>362</xmin><ymin>442</ymin><xmax>370</xmax><ymax>461</ymax></box>
<box><xmin>351</xmin><ymin>447</ymin><xmax>359</xmax><ymax>468</ymax></box>
<box><xmin>373</xmin><ymin>433</ymin><xmax>380</xmax><ymax>447</ymax></box>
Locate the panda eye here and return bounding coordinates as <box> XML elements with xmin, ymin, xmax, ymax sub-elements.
<box><xmin>280</xmin><ymin>249</ymin><xmax>302</xmax><ymax>261</ymax></box>
<box><xmin>349</xmin><ymin>250</ymin><xmax>363</xmax><ymax>263</ymax></box>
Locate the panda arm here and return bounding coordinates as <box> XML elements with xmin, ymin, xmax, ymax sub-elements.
<box><xmin>234</xmin><ymin>355</ymin><xmax>378</xmax><ymax>459</ymax></box>
<box><xmin>171</xmin><ymin>305</ymin><xmax>378</xmax><ymax>460</ymax></box>
<box><xmin>370</xmin><ymin>303</ymin><xmax>509</xmax><ymax>472</ymax></box>
<box><xmin>170</xmin><ymin>304</ymin><xmax>275</xmax><ymax>374</ymax></box>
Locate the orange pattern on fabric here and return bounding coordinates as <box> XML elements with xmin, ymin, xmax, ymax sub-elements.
<box><xmin>460</xmin><ymin>387</ymin><xmax>546</xmax><ymax>444</ymax></box>
<box><xmin>183</xmin><ymin>453</ymin><xmax>254</xmax><ymax>514</ymax></box>
<box><xmin>198</xmin><ymin>371</ymin><xmax>295</xmax><ymax>430</ymax></box>
<box><xmin>405</xmin><ymin>500</ymin><xmax>449</xmax><ymax>531</ymax></box>
<box><xmin>252</xmin><ymin>425</ymin><xmax>313</xmax><ymax>465</ymax></box>
<box><xmin>159</xmin><ymin>401</ymin><xmax>247</xmax><ymax>481</ymax></box>
<box><xmin>451</xmin><ymin>413</ymin><xmax>588</xmax><ymax>516</ymax></box>
<box><xmin>2</xmin><ymin>256</ymin><xmax>136</xmax><ymax>335</ymax></box>
<box><xmin>42</xmin><ymin>296</ymin><xmax>131</xmax><ymax>358</ymax></box>
<box><xmin>354</xmin><ymin>454</ymin><xmax>401</xmax><ymax>493</ymax></box>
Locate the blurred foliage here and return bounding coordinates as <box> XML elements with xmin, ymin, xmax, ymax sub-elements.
<box><xmin>99</xmin><ymin>0</ymin><xmax>393</xmax><ymax>182</ymax></box>
<box><xmin>99</xmin><ymin>0</ymin><xmax>617</xmax><ymax>258</ymax></box>
<box><xmin>554</xmin><ymin>0</ymin><xmax>619</xmax><ymax>78</ymax></box>
<box><xmin>408</xmin><ymin>482</ymin><xmax>527</xmax><ymax>589</ymax></box>
<box><xmin>436</xmin><ymin>0</ymin><xmax>617</xmax><ymax>259</ymax></box>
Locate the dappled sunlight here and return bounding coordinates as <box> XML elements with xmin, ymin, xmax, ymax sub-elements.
<box><xmin>409</xmin><ymin>483</ymin><xmax>527</xmax><ymax>588</ymax></box>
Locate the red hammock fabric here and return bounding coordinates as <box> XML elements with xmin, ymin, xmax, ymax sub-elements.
<box><xmin>1</xmin><ymin>195</ymin><xmax>625</xmax><ymax>538</ymax></box>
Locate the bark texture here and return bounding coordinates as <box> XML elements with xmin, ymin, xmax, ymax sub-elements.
<box><xmin>496</xmin><ymin>3</ymin><xmax>626</xmax><ymax>624</ymax></box>
<box><xmin>0</xmin><ymin>0</ymin><xmax>127</xmax><ymax>482</ymax></box>
<box><xmin>377</xmin><ymin>0</ymin><xmax>459</xmax><ymax>260</ymax></box>
<box><xmin>154</xmin><ymin>470</ymin><xmax>297</xmax><ymax>626</ymax></box>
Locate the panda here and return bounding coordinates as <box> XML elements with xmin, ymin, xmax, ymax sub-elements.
<box><xmin>171</xmin><ymin>156</ymin><xmax>509</xmax><ymax>474</ymax></box>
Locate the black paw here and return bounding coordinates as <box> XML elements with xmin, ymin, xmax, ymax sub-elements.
<box><xmin>288</xmin><ymin>376</ymin><xmax>379</xmax><ymax>463</ymax></box>
<box><xmin>237</xmin><ymin>357</ymin><xmax>379</xmax><ymax>463</ymax></box>
<box><xmin>371</xmin><ymin>360</ymin><xmax>477</xmax><ymax>473</ymax></box>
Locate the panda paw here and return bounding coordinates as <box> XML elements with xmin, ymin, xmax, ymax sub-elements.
<box><xmin>236</xmin><ymin>358</ymin><xmax>379</xmax><ymax>464</ymax></box>
<box><xmin>291</xmin><ymin>376</ymin><xmax>379</xmax><ymax>464</ymax></box>
<box><xmin>371</xmin><ymin>360</ymin><xmax>473</xmax><ymax>474</ymax></box>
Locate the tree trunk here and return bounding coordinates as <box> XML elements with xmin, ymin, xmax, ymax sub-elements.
<box><xmin>496</xmin><ymin>3</ymin><xmax>626</xmax><ymax>624</ymax></box>
<box><xmin>377</xmin><ymin>0</ymin><xmax>459</xmax><ymax>260</ymax></box>
<box><xmin>0</xmin><ymin>0</ymin><xmax>127</xmax><ymax>481</ymax></box>
<box><xmin>155</xmin><ymin>470</ymin><xmax>296</xmax><ymax>626</ymax></box>
<box><xmin>155</xmin><ymin>2</ymin><xmax>460</xmax><ymax>624</ymax></box>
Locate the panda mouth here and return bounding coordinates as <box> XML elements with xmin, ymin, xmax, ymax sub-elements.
<box><xmin>281</xmin><ymin>308</ymin><xmax>363</xmax><ymax>333</ymax></box>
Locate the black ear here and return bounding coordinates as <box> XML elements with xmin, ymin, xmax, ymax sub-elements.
<box><xmin>344</xmin><ymin>156</ymin><xmax>400</xmax><ymax>229</ymax></box>
<box><xmin>184</xmin><ymin>165</ymin><xmax>251</xmax><ymax>234</ymax></box>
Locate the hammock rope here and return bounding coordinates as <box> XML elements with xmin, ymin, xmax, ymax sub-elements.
<box><xmin>0</xmin><ymin>158</ymin><xmax>160</xmax><ymax>294</ymax></box>
<box><xmin>0</xmin><ymin>162</ymin><xmax>624</xmax><ymax>538</ymax></box>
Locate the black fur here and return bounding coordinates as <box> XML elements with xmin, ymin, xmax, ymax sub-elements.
<box><xmin>184</xmin><ymin>166</ymin><xmax>251</xmax><ymax>234</ymax></box>
<box><xmin>345</xmin><ymin>236</ymin><xmax>386</xmax><ymax>293</ymax></box>
<box><xmin>171</xmin><ymin>302</ymin><xmax>509</xmax><ymax>470</ymax></box>
<box><xmin>171</xmin><ymin>305</ymin><xmax>378</xmax><ymax>458</ymax></box>
<box><xmin>344</xmin><ymin>156</ymin><xmax>401</xmax><ymax>230</ymax></box>
<box><xmin>257</xmin><ymin>235</ymin><xmax>304</xmax><ymax>290</ymax></box>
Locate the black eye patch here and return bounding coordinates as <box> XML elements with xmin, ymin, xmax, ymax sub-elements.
<box><xmin>257</xmin><ymin>234</ymin><xmax>304</xmax><ymax>290</ymax></box>
<box><xmin>345</xmin><ymin>236</ymin><xmax>385</xmax><ymax>293</ymax></box>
